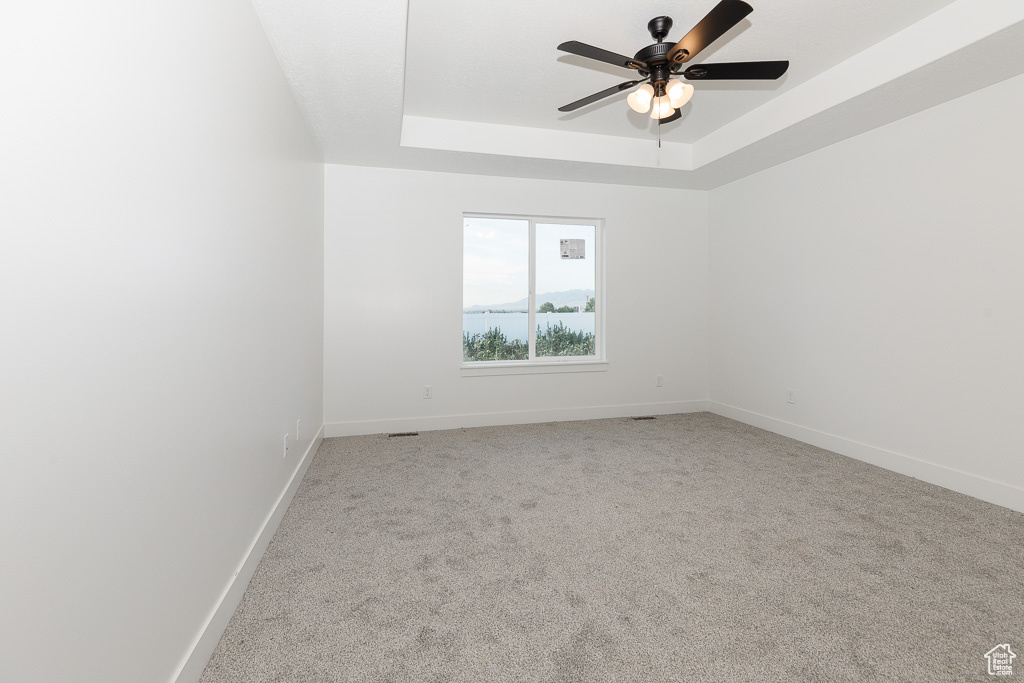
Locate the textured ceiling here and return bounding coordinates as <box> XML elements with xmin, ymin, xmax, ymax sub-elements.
<box><xmin>250</xmin><ymin>0</ymin><xmax>1024</xmax><ymax>189</ymax></box>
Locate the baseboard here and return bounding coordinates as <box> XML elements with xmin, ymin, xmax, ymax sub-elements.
<box><xmin>325</xmin><ymin>400</ymin><xmax>709</xmax><ymax>437</ymax></box>
<box><xmin>170</xmin><ymin>425</ymin><xmax>325</xmax><ymax>683</ymax></box>
<box><xmin>709</xmin><ymin>401</ymin><xmax>1024</xmax><ymax>514</ymax></box>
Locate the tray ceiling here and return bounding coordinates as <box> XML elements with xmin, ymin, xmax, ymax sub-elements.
<box><xmin>404</xmin><ymin>0</ymin><xmax>956</xmax><ymax>143</ymax></box>
<box><xmin>251</xmin><ymin>0</ymin><xmax>1024</xmax><ymax>188</ymax></box>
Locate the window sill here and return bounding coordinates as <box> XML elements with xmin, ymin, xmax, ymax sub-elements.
<box><xmin>461</xmin><ymin>360</ymin><xmax>608</xmax><ymax>377</ymax></box>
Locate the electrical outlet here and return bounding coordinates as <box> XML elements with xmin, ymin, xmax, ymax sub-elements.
<box><xmin>423</xmin><ymin>385</ymin><xmax>432</xmax><ymax>399</ymax></box>
<box><xmin>296</xmin><ymin>419</ymin><xmax>301</xmax><ymax>441</ymax></box>
<box><xmin>283</xmin><ymin>433</ymin><xmax>290</xmax><ymax>458</ymax></box>
<box><xmin>786</xmin><ymin>390</ymin><xmax>796</xmax><ymax>404</ymax></box>
<box><xmin>656</xmin><ymin>375</ymin><xmax>663</xmax><ymax>388</ymax></box>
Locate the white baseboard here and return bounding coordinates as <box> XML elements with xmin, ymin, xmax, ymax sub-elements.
<box><xmin>709</xmin><ymin>401</ymin><xmax>1024</xmax><ymax>514</ymax></box>
<box><xmin>325</xmin><ymin>400</ymin><xmax>709</xmax><ymax>437</ymax></box>
<box><xmin>170</xmin><ymin>425</ymin><xmax>325</xmax><ymax>683</ymax></box>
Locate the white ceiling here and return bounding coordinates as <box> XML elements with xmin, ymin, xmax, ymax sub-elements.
<box><xmin>251</xmin><ymin>0</ymin><xmax>1024</xmax><ymax>189</ymax></box>
<box><xmin>404</xmin><ymin>0</ymin><xmax>956</xmax><ymax>143</ymax></box>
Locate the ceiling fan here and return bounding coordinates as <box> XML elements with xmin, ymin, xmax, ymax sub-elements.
<box><xmin>557</xmin><ymin>0</ymin><xmax>789</xmax><ymax>126</ymax></box>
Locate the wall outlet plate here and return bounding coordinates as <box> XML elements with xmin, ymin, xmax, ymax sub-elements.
<box><xmin>423</xmin><ymin>385</ymin><xmax>432</xmax><ymax>399</ymax></box>
<box><xmin>283</xmin><ymin>433</ymin><xmax>289</xmax><ymax>458</ymax></box>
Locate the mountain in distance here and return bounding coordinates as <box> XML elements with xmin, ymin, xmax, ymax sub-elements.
<box><xmin>465</xmin><ymin>289</ymin><xmax>595</xmax><ymax>312</ymax></box>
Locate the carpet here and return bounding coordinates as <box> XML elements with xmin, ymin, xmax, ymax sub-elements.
<box><xmin>200</xmin><ymin>413</ymin><xmax>1024</xmax><ymax>681</ymax></box>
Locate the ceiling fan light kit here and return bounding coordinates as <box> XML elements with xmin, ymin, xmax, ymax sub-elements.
<box><xmin>667</xmin><ymin>80</ymin><xmax>695</xmax><ymax>108</ymax></box>
<box><xmin>626</xmin><ymin>84</ymin><xmax>655</xmax><ymax>113</ymax></box>
<box><xmin>557</xmin><ymin>0</ymin><xmax>789</xmax><ymax>133</ymax></box>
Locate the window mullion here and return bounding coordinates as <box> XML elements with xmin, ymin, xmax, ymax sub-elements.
<box><xmin>595</xmin><ymin>220</ymin><xmax>602</xmax><ymax>360</ymax></box>
<box><xmin>528</xmin><ymin>219</ymin><xmax>536</xmax><ymax>360</ymax></box>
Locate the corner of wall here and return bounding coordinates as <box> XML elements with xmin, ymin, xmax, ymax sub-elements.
<box><xmin>171</xmin><ymin>426</ymin><xmax>325</xmax><ymax>683</ymax></box>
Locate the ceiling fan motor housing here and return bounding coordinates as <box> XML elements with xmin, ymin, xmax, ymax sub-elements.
<box><xmin>634</xmin><ymin>41</ymin><xmax>672</xmax><ymax>64</ymax></box>
<box><xmin>634</xmin><ymin>41</ymin><xmax>673</xmax><ymax>86</ymax></box>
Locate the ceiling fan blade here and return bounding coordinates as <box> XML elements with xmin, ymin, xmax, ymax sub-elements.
<box><xmin>683</xmin><ymin>60</ymin><xmax>789</xmax><ymax>80</ymax></box>
<box><xmin>659</xmin><ymin>109</ymin><xmax>683</xmax><ymax>125</ymax></box>
<box><xmin>558</xmin><ymin>80</ymin><xmax>643</xmax><ymax>112</ymax></box>
<box><xmin>667</xmin><ymin>0</ymin><xmax>753</xmax><ymax>66</ymax></box>
<box><xmin>558</xmin><ymin>41</ymin><xmax>646</xmax><ymax>70</ymax></box>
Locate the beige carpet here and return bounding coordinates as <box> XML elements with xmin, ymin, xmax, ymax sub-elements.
<box><xmin>200</xmin><ymin>413</ymin><xmax>1024</xmax><ymax>681</ymax></box>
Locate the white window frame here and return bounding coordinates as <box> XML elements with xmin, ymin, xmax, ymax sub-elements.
<box><xmin>461</xmin><ymin>212</ymin><xmax>607</xmax><ymax>377</ymax></box>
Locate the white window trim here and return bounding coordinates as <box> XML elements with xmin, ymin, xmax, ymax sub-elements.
<box><xmin>462</xmin><ymin>212</ymin><xmax>605</xmax><ymax>375</ymax></box>
<box><xmin>461</xmin><ymin>360</ymin><xmax>609</xmax><ymax>377</ymax></box>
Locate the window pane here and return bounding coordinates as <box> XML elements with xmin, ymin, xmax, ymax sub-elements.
<box><xmin>535</xmin><ymin>223</ymin><xmax>596</xmax><ymax>358</ymax></box>
<box><xmin>463</xmin><ymin>217</ymin><xmax>530</xmax><ymax>361</ymax></box>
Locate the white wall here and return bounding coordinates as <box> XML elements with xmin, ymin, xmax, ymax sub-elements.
<box><xmin>324</xmin><ymin>166</ymin><xmax>708</xmax><ymax>434</ymax></box>
<box><xmin>0</xmin><ymin>3</ymin><xmax>324</xmax><ymax>682</ymax></box>
<box><xmin>709</xmin><ymin>73</ymin><xmax>1024</xmax><ymax>512</ymax></box>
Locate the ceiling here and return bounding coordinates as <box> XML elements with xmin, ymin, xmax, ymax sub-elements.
<box><xmin>251</xmin><ymin>0</ymin><xmax>1024</xmax><ymax>189</ymax></box>
<box><xmin>404</xmin><ymin>0</ymin><xmax>955</xmax><ymax>143</ymax></box>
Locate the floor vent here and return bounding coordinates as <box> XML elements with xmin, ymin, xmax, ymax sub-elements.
<box><xmin>632</xmin><ymin>416</ymin><xmax>657</xmax><ymax>421</ymax></box>
<box><xmin>388</xmin><ymin>432</ymin><xmax>419</xmax><ymax>438</ymax></box>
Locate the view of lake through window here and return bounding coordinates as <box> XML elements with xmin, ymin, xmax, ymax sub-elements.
<box><xmin>463</xmin><ymin>215</ymin><xmax>600</xmax><ymax>363</ymax></box>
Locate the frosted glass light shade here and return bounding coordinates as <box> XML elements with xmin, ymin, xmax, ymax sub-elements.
<box><xmin>626</xmin><ymin>90</ymin><xmax>651</xmax><ymax>113</ymax></box>
<box><xmin>636</xmin><ymin>83</ymin><xmax>654</xmax><ymax>106</ymax></box>
<box><xmin>668</xmin><ymin>81</ymin><xmax>695</xmax><ymax>109</ymax></box>
<box><xmin>666</xmin><ymin>79</ymin><xmax>685</xmax><ymax>100</ymax></box>
<box><xmin>649</xmin><ymin>96</ymin><xmax>675</xmax><ymax>120</ymax></box>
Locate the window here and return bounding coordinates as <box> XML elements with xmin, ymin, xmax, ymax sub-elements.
<box><xmin>462</xmin><ymin>214</ymin><xmax>603</xmax><ymax>372</ymax></box>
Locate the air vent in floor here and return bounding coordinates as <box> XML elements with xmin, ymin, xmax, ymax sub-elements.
<box><xmin>632</xmin><ymin>416</ymin><xmax>656</xmax><ymax>421</ymax></box>
<box><xmin>388</xmin><ymin>432</ymin><xmax>419</xmax><ymax>438</ymax></box>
